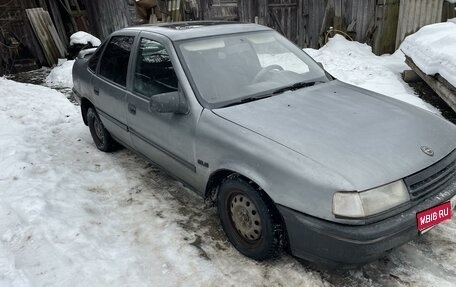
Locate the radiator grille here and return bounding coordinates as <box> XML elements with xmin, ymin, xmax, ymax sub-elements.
<box><xmin>404</xmin><ymin>150</ymin><xmax>456</xmax><ymax>201</ymax></box>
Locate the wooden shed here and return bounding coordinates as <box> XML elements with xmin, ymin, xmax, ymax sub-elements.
<box><xmin>0</xmin><ymin>0</ymin><xmax>91</xmax><ymax>74</ymax></box>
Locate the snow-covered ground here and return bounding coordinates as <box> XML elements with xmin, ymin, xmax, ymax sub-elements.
<box><xmin>1</xmin><ymin>34</ymin><xmax>456</xmax><ymax>287</ymax></box>
<box><xmin>0</xmin><ymin>78</ymin><xmax>329</xmax><ymax>286</ymax></box>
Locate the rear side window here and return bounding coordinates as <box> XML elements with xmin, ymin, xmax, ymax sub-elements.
<box><xmin>99</xmin><ymin>36</ymin><xmax>134</xmax><ymax>87</ymax></box>
<box><xmin>133</xmin><ymin>38</ymin><xmax>178</xmax><ymax>98</ymax></box>
<box><xmin>87</xmin><ymin>41</ymin><xmax>106</xmax><ymax>72</ymax></box>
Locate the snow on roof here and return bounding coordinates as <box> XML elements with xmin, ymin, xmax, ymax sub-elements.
<box><xmin>70</xmin><ymin>31</ymin><xmax>101</xmax><ymax>47</ymax></box>
<box><xmin>401</xmin><ymin>21</ymin><xmax>456</xmax><ymax>87</ymax></box>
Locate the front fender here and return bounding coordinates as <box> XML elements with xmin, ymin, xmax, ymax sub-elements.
<box><xmin>195</xmin><ymin>109</ymin><xmax>355</xmax><ymax>222</ymax></box>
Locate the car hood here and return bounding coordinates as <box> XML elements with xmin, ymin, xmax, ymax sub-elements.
<box><xmin>213</xmin><ymin>80</ymin><xmax>456</xmax><ymax>191</ymax></box>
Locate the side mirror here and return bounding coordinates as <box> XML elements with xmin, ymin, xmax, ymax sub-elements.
<box><xmin>77</xmin><ymin>47</ymin><xmax>98</xmax><ymax>59</ymax></box>
<box><xmin>149</xmin><ymin>89</ymin><xmax>189</xmax><ymax>114</ymax></box>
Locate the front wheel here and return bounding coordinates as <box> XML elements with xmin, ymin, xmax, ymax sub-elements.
<box><xmin>217</xmin><ymin>176</ymin><xmax>284</xmax><ymax>260</ymax></box>
<box><xmin>86</xmin><ymin>107</ymin><xmax>116</xmax><ymax>152</ymax></box>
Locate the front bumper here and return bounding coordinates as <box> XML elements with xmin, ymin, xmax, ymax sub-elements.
<box><xmin>278</xmin><ymin>185</ymin><xmax>456</xmax><ymax>268</ymax></box>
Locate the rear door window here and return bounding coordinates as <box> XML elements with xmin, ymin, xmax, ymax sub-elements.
<box><xmin>133</xmin><ymin>38</ymin><xmax>178</xmax><ymax>98</ymax></box>
<box><xmin>99</xmin><ymin>36</ymin><xmax>135</xmax><ymax>87</ymax></box>
<box><xmin>87</xmin><ymin>41</ymin><xmax>107</xmax><ymax>72</ymax></box>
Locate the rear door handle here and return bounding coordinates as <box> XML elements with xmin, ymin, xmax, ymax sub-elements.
<box><xmin>128</xmin><ymin>103</ymin><xmax>136</xmax><ymax>115</ymax></box>
<box><xmin>93</xmin><ymin>87</ymin><xmax>99</xmax><ymax>95</ymax></box>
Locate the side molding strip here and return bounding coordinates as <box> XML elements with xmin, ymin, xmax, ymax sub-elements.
<box><xmin>129</xmin><ymin>127</ymin><xmax>196</xmax><ymax>173</ymax></box>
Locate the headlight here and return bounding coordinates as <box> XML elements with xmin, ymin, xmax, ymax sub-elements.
<box><xmin>333</xmin><ymin>180</ymin><xmax>410</xmax><ymax>218</ymax></box>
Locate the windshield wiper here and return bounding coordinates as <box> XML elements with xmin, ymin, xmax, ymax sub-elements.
<box><xmin>271</xmin><ymin>81</ymin><xmax>320</xmax><ymax>95</ymax></box>
<box><xmin>221</xmin><ymin>94</ymin><xmax>273</xmax><ymax>108</ymax></box>
<box><xmin>220</xmin><ymin>81</ymin><xmax>323</xmax><ymax>108</ymax></box>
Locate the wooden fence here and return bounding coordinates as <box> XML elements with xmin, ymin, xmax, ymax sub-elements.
<box><xmin>238</xmin><ymin>0</ymin><xmax>389</xmax><ymax>52</ymax></box>
<box><xmin>2</xmin><ymin>0</ymin><xmax>455</xmax><ymax>74</ymax></box>
<box><xmin>236</xmin><ymin>0</ymin><xmax>455</xmax><ymax>54</ymax></box>
<box><xmin>82</xmin><ymin>0</ymin><xmax>131</xmax><ymax>41</ymax></box>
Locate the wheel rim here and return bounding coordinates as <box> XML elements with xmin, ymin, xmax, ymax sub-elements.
<box><xmin>93</xmin><ymin>116</ymin><xmax>104</xmax><ymax>142</ymax></box>
<box><xmin>229</xmin><ymin>193</ymin><xmax>262</xmax><ymax>242</ymax></box>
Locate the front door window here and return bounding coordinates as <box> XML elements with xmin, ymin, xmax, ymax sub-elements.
<box><xmin>133</xmin><ymin>38</ymin><xmax>178</xmax><ymax>98</ymax></box>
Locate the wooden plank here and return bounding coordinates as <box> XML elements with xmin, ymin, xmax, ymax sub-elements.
<box><xmin>442</xmin><ymin>2</ymin><xmax>456</xmax><ymax>21</ymax></box>
<box><xmin>81</xmin><ymin>0</ymin><xmax>131</xmax><ymax>40</ymax></box>
<box><xmin>334</xmin><ymin>0</ymin><xmax>342</xmax><ymax>29</ymax></box>
<box><xmin>373</xmin><ymin>0</ymin><xmax>400</xmax><ymax>55</ymax></box>
<box><xmin>298</xmin><ymin>0</ymin><xmax>303</xmax><ymax>47</ymax></box>
<box><xmin>45</xmin><ymin>0</ymin><xmax>68</xmax><ymax>48</ymax></box>
<box><xmin>26</xmin><ymin>8</ymin><xmax>66</xmax><ymax>66</ymax></box>
<box><xmin>267</xmin><ymin>3</ymin><xmax>297</xmax><ymax>7</ymax></box>
<box><xmin>405</xmin><ymin>55</ymin><xmax>456</xmax><ymax>112</ymax></box>
<box><xmin>402</xmin><ymin>69</ymin><xmax>421</xmax><ymax>83</ymax></box>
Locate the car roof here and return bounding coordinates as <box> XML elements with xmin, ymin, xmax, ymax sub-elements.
<box><xmin>121</xmin><ymin>21</ymin><xmax>272</xmax><ymax>41</ymax></box>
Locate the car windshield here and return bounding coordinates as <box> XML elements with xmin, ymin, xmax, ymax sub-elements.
<box><xmin>176</xmin><ymin>30</ymin><xmax>331</xmax><ymax>108</ymax></box>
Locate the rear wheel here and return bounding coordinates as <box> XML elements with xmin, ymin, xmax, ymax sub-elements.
<box><xmin>217</xmin><ymin>176</ymin><xmax>283</xmax><ymax>260</ymax></box>
<box><xmin>87</xmin><ymin>107</ymin><xmax>116</xmax><ymax>152</ymax></box>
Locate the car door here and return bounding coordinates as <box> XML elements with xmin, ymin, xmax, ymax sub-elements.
<box><xmin>91</xmin><ymin>32</ymin><xmax>136</xmax><ymax>147</ymax></box>
<box><xmin>126</xmin><ymin>33</ymin><xmax>200</xmax><ymax>186</ymax></box>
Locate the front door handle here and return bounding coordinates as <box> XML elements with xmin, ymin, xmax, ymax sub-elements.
<box><xmin>93</xmin><ymin>87</ymin><xmax>99</xmax><ymax>95</ymax></box>
<box><xmin>128</xmin><ymin>103</ymin><xmax>136</xmax><ymax>115</ymax></box>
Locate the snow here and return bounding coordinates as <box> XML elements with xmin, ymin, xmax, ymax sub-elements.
<box><xmin>0</xmin><ymin>78</ymin><xmax>327</xmax><ymax>286</ymax></box>
<box><xmin>45</xmin><ymin>59</ymin><xmax>75</xmax><ymax>88</ymax></box>
<box><xmin>448</xmin><ymin>18</ymin><xmax>456</xmax><ymax>24</ymax></box>
<box><xmin>401</xmin><ymin>22</ymin><xmax>456</xmax><ymax>87</ymax></box>
<box><xmin>304</xmin><ymin>35</ymin><xmax>437</xmax><ymax>112</ymax></box>
<box><xmin>1</xmin><ymin>35</ymin><xmax>456</xmax><ymax>286</ymax></box>
<box><xmin>70</xmin><ymin>31</ymin><xmax>101</xmax><ymax>47</ymax></box>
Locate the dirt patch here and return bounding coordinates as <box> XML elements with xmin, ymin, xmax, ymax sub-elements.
<box><xmin>6</xmin><ymin>68</ymin><xmax>49</xmax><ymax>85</ymax></box>
<box><xmin>408</xmin><ymin>81</ymin><xmax>456</xmax><ymax>124</ymax></box>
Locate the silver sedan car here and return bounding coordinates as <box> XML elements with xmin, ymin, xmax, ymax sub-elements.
<box><xmin>72</xmin><ymin>22</ymin><xmax>456</xmax><ymax>268</ymax></box>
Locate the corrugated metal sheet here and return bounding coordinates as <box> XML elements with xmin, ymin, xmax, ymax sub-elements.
<box><xmin>395</xmin><ymin>0</ymin><xmax>444</xmax><ymax>48</ymax></box>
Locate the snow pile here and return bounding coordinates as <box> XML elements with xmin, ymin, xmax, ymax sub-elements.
<box><xmin>401</xmin><ymin>22</ymin><xmax>456</xmax><ymax>87</ymax></box>
<box><xmin>45</xmin><ymin>59</ymin><xmax>75</xmax><ymax>88</ymax></box>
<box><xmin>304</xmin><ymin>35</ymin><xmax>436</xmax><ymax>112</ymax></box>
<box><xmin>70</xmin><ymin>31</ymin><xmax>101</xmax><ymax>47</ymax></box>
<box><xmin>448</xmin><ymin>18</ymin><xmax>456</xmax><ymax>24</ymax></box>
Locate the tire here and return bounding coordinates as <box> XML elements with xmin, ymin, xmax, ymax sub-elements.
<box><xmin>217</xmin><ymin>175</ymin><xmax>283</xmax><ymax>260</ymax></box>
<box><xmin>86</xmin><ymin>107</ymin><xmax>116</xmax><ymax>152</ymax></box>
